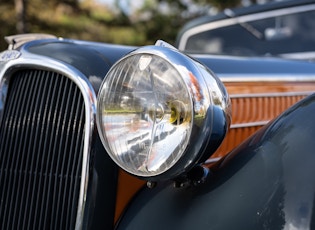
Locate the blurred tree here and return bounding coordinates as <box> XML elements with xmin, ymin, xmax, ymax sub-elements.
<box><xmin>15</xmin><ymin>0</ymin><xmax>27</xmax><ymax>33</ymax></box>
<box><xmin>200</xmin><ymin>0</ymin><xmax>241</xmax><ymax>10</ymax></box>
<box><xmin>12</xmin><ymin>0</ymin><xmax>81</xmax><ymax>34</ymax></box>
<box><xmin>61</xmin><ymin>0</ymin><xmax>80</xmax><ymax>7</ymax></box>
<box><xmin>158</xmin><ymin>0</ymin><xmax>242</xmax><ymax>12</ymax></box>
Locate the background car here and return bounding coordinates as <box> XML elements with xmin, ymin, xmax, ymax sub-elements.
<box><xmin>176</xmin><ymin>0</ymin><xmax>315</xmax><ymax>60</ymax></box>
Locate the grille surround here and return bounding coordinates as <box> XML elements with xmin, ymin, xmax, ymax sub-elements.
<box><xmin>0</xmin><ymin>57</ymin><xmax>96</xmax><ymax>230</ymax></box>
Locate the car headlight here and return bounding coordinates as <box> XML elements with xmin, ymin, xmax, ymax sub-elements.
<box><xmin>97</xmin><ymin>42</ymin><xmax>231</xmax><ymax>181</ymax></box>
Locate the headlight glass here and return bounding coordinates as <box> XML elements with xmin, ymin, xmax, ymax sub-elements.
<box><xmin>97</xmin><ymin>53</ymin><xmax>193</xmax><ymax>177</ymax></box>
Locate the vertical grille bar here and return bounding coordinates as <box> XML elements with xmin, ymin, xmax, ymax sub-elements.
<box><xmin>0</xmin><ymin>69</ymin><xmax>85</xmax><ymax>230</ymax></box>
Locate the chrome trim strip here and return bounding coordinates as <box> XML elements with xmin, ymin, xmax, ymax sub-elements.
<box><xmin>231</xmin><ymin>120</ymin><xmax>269</xmax><ymax>129</ymax></box>
<box><xmin>0</xmin><ymin>53</ymin><xmax>96</xmax><ymax>230</ymax></box>
<box><xmin>219</xmin><ymin>74</ymin><xmax>315</xmax><ymax>82</ymax></box>
<box><xmin>280</xmin><ymin>51</ymin><xmax>315</xmax><ymax>60</ymax></box>
<box><xmin>204</xmin><ymin>157</ymin><xmax>221</xmax><ymax>164</ymax></box>
<box><xmin>230</xmin><ymin>91</ymin><xmax>314</xmax><ymax>98</ymax></box>
<box><xmin>178</xmin><ymin>4</ymin><xmax>315</xmax><ymax>51</ymax></box>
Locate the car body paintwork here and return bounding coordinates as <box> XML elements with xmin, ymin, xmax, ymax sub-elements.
<box><xmin>117</xmin><ymin>93</ymin><xmax>315</xmax><ymax>230</ymax></box>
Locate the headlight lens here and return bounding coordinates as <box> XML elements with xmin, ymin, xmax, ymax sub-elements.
<box><xmin>97</xmin><ymin>44</ymin><xmax>230</xmax><ymax>180</ymax></box>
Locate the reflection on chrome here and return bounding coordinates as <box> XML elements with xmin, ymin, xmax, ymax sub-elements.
<box><xmin>97</xmin><ymin>44</ymin><xmax>231</xmax><ymax>180</ymax></box>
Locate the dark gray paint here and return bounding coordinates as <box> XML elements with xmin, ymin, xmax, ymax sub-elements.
<box><xmin>24</xmin><ymin>39</ymin><xmax>315</xmax><ymax>81</ymax></box>
<box><xmin>117</xmin><ymin>93</ymin><xmax>315</xmax><ymax>230</ymax></box>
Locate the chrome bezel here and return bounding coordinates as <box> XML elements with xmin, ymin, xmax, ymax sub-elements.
<box><xmin>97</xmin><ymin>45</ymin><xmax>231</xmax><ymax>180</ymax></box>
<box><xmin>0</xmin><ymin>47</ymin><xmax>96</xmax><ymax>230</ymax></box>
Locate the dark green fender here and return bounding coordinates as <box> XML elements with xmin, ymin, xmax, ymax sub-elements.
<box><xmin>117</xmin><ymin>93</ymin><xmax>315</xmax><ymax>230</ymax></box>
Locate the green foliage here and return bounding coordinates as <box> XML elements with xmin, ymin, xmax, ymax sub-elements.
<box><xmin>207</xmin><ymin>0</ymin><xmax>241</xmax><ymax>10</ymax></box>
<box><xmin>0</xmin><ymin>0</ymin><xmax>242</xmax><ymax>50</ymax></box>
<box><xmin>0</xmin><ymin>3</ymin><xmax>16</xmax><ymax>49</ymax></box>
<box><xmin>0</xmin><ymin>0</ymin><xmax>148</xmax><ymax>50</ymax></box>
<box><xmin>193</xmin><ymin>0</ymin><xmax>241</xmax><ymax>10</ymax></box>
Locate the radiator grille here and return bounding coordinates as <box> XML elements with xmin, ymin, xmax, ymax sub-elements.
<box><xmin>0</xmin><ymin>69</ymin><xmax>85</xmax><ymax>229</ymax></box>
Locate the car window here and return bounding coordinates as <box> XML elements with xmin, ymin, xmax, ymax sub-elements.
<box><xmin>185</xmin><ymin>10</ymin><xmax>315</xmax><ymax>57</ymax></box>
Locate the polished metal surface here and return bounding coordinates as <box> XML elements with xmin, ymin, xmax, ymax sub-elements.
<box><xmin>0</xmin><ymin>48</ymin><xmax>96</xmax><ymax>229</ymax></box>
<box><xmin>97</xmin><ymin>44</ymin><xmax>231</xmax><ymax>180</ymax></box>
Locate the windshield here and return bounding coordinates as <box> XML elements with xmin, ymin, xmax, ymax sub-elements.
<box><xmin>185</xmin><ymin>9</ymin><xmax>315</xmax><ymax>59</ymax></box>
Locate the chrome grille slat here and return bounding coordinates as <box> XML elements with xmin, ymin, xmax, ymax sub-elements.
<box><xmin>47</xmin><ymin>75</ymin><xmax>70</xmax><ymax>229</ymax></box>
<box><xmin>15</xmin><ymin>70</ymin><xmax>41</xmax><ymax>229</ymax></box>
<box><xmin>0</xmin><ymin>69</ymin><xmax>85</xmax><ymax>230</ymax></box>
<box><xmin>30</xmin><ymin>71</ymin><xmax>55</xmax><ymax>229</ymax></box>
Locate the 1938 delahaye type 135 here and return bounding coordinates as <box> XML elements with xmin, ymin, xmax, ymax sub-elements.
<box><xmin>1</xmin><ymin>27</ymin><xmax>315</xmax><ymax>230</ymax></box>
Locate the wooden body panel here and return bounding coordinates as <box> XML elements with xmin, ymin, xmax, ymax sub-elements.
<box><xmin>212</xmin><ymin>81</ymin><xmax>315</xmax><ymax>158</ymax></box>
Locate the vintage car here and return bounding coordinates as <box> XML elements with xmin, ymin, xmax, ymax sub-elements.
<box><xmin>176</xmin><ymin>0</ymin><xmax>315</xmax><ymax>60</ymax></box>
<box><xmin>1</xmin><ymin>32</ymin><xmax>315</xmax><ymax>230</ymax></box>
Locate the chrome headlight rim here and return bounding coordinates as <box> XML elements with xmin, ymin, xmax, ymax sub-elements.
<box><xmin>96</xmin><ymin>44</ymin><xmax>230</xmax><ymax>181</ymax></box>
